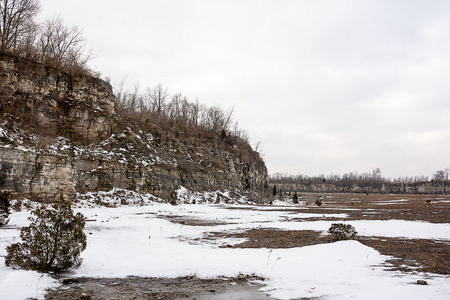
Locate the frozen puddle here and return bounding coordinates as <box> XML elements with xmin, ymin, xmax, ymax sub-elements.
<box><xmin>197</xmin><ymin>283</ymin><xmax>275</xmax><ymax>300</ymax></box>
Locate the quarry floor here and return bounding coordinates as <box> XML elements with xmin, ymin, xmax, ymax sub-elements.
<box><xmin>43</xmin><ymin>193</ymin><xmax>450</xmax><ymax>300</ymax></box>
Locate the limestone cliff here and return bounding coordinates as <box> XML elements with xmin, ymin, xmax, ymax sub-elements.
<box><xmin>0</xmin><ymin>54</ymin><xmax>267</xmax><ymax>202</ymax></box>
<box><xmin>0</xmin><ymin>54</ymin><xmax>115</xmax><ymax>142</ymax></box>
<box><xmin>271</xmin><ymin>181</ymin><xmax>449</xmax><ymax>195</ymax></box>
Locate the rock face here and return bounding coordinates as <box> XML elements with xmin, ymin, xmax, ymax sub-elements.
<box><xmin>0</xmin><ymin>53</ymin><xmax>115</xmax><ymax>142</ymax></box>
<box><xmin>0</xmin><ymin>54</ymin><xmax>267</xmax><ymax>202</ymax></box>
<box><xmin>271</xmin><ymin>181</ymin><xmax>450</xmax><ymax>195</ymax></box>
<box><xmin>0</xmin><ymin>148</ymin><xmax>77</xmax><ymax>202</ymax></box>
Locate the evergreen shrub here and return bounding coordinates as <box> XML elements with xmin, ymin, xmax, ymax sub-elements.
<box><xmin>5</xmin><ymin>199</ymin><xmax>86</xmax><ymax>272</ymax></box>
<box><xmin>328</xmin><ymin>223</ymin><xmax>357</xmax><ymax>241</ymax></box>
<box><xmin>0</xmin><ymin>192</ymin><xmax>10</xmax><ymax>226</ymax></box>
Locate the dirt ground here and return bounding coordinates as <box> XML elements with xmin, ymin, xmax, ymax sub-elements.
<box><xmin>230</xmin><ymin>193</ymin><xmax>450</xmax><ymax>224</ymax></box>
<box><xmin>223</xmin><ymin>193</ymin><xmax>450</xmax><ymax>275</ymax></box>
<box><xmin>45</xmin><ymin>193</ymin><xmax>450</xmax><ymax>300</ymax></box>
<box><xmin>205</xmin><ymin>229</ymin><xmax>449</xmax><ymax>275</ymax></box>
<box><xmin>45</xmin><ymin>275</ymin><xmax>271</xmax><ymax>300</ymax></box>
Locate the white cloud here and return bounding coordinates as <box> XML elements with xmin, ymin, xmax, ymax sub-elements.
<box><xmin>39</xmin><ymin>0</ymin><xmax>450</xmax><ymax>178</ymax></box>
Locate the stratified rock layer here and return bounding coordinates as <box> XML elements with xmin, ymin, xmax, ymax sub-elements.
<box><xmin>0</xmin><ymin>54</ymin><xmax>267</xmax><ymax>201</ymax></box>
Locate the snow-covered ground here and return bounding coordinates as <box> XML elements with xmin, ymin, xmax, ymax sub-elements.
<box><xmin>1</xmin><ymin>200</ymin><xmax>449</xmax><ymax>300</ymax></box>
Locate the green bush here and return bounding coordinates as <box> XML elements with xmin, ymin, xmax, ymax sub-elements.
<box><xmin>292</xmin><ymin>192</ymin><xmax>299</xmax><ymax>204</ymax></box>
<box><xmin>0</xmin><ymin>192</ymin><xmax>11</xmax><ymax>226</ymax></box>
<box><xmin>5</xmin><ymin>199</ymin><xmax>87</xmax><ymax>273</ymax></box>
<box><xmin>328</xmin><ymin>223</ymin><xmax>357</xmax><ymax>241</ymax></box>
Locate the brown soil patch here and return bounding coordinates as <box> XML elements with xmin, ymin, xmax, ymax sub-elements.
<box><xmin>160</xmin><ymin>214</ymin><xmax>226</xmax><ymax>227</ymax></box>
<box><xmin>216</xmin><ymin>229</ymin><xmax>331</xmax><ymax>248</ymax></box>
<box><xmin>211</xmin><ymin>228</ymin><xmax>449</xmax><ymax>275</ymax></box>
<box><xmin>169</xmin><ymin>193</ymin><xmax>450</xmax><ymax>275</ymax></box>
<box><xmin>229</xmin><ymin>193</ymin><xmax>450</xmax><ymax>223</ymax></box>
<box><xmin>359</xmin><ymin>237</ymin><xmax>450</xmax><ymax>275</ymax></box>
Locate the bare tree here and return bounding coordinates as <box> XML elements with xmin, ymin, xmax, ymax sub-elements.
<box><xmin>127</xmin><ymin>82</ymin><xmax>141</xmax><ymax>116</ymax></box>
<box><xmin>254</xmin><ymin>141</ymin><xmax>261</xmax><ymax>153</ymax></box>
<box><xmin>14</xmin><ymin>16</ymin><xmax>38</xmax><ymax>58</ymax></box>
<box><xmin>222</xmin><ymin>105</ymin><xmax>234</xmax><ymax>132</ymax></box>
<box><xmin>37</xmin><ymin>16</ymin><xmax>91</xmax><ymax>72</ymax></box>
<box><xmin>147</xmin><ymin>84</ymin><xmax>168</xmax><ymax>114</ymax></box>
<box><xmin>190</xmin><ymin>99</ymin><xmax>200</xmax><ymax>127</ymax></box>
<box><xmin>113</xmin><ymin>77</ymin><xmax>128</xmax><ymax>113</ymax></box>
<box><xmin>204</xmin><ymin>105</ymin><xmax>226</xmax><ymax>133</ymax></box>
<box><xmin>167</xmin><ymin>92</ymin><xmax>186</xmax><ymax>129</ymax></box>
<box><xmin>0</xmin><ymin>0</ymin><xmax>39</xmax><ymax>53</ymax></box>
<box><xmin>433</xmin><ymin>170</ymin><xmax>446</xmax><ymax>182</ymax></box>
<box><xmin>179</xmin><ymin>96</ymin><xmax>190</xmax><ymax>126</ymax></box>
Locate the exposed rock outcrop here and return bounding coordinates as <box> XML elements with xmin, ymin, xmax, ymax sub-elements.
<box><xmin>0</xmin><ymin>53</ymin><xmax>115</xmax><ymax>142</ymax></box>
<box><xmin>271</xmin><ymin>181</ymin><xmax>449</xmax><ymax>195</ymax></box>
<box><xmin>0</xmin><ymin>54</ymin><xmax>267</xmax><ymax>202</ymax></box>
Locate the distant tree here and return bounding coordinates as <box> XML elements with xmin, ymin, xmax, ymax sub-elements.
<box><xmin>272</xmin><ymin>185</ymin><xmax>277</xmax><ymax>197</ymax></box>
<box><xmin>5</xmin><ymin>198</ymin><xmax>87</xmax><ymax>272</ymax></box>
<box><xmin>147</xmin><ymin>83</ymin><xmax>168</xmax><ymax>114</ymax></box>
<box><xmin>292</xmin><ymin>192</ymin><xmax>298</xmax><ymax>204</ymax></box>
<box><xmin>0</xmin><ymin>0</ymin><xmax>40</xmax><ymax>53</ymax></box>
<box><xmin>372</xmin><ymin>168</ymin><xmax>382</xmax><ymax>181</ymax></box>
<box><xmin>433</xmin><ymin>170</ymin><xmax>446</xmax><ymax>182</ymax></box>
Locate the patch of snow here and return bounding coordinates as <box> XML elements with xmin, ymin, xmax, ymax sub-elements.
<box><xmin>74</xmin><ymin>189</ymin><xmax>163</xmax><ymax>208</ymax></box>
<box><xmin>1</xmin><ymin>200</ymin><xmax>449</xmax><ymax>299</ymax></box>
<box><xmin>373</xmin><ymin>199</ymin><xmax>410</xmax><ymax>205</ymax></box>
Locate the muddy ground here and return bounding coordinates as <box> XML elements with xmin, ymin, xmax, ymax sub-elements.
<box><xmin>45</xmin><ymin>275</ymin><xmax>271</xmax><ymax>300</ymax></box>
<box><xmin>45</xmin><ymin>193</ymin><xmax>450</xmax><ymax>300</ymax></box>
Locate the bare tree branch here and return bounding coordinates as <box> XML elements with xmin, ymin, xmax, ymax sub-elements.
<box><xmin>0</xmin><ymin>0</ymin><xmax>40</xmax><ymax>53</ymax></box>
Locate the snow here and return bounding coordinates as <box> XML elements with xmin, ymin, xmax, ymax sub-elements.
<box><xmin>0</xmin><ymin>269</ymin><xmax>59</xmax><ymax>300</ymax></box>
<box><xmin>0</xmin><ymin>120</ymin><xmax>168</xmax><ymax>169</ymax></box>
<box><xmin>373</xmin><ymin>199</ymin><xmax>409</xmax><ymax>205</ymax></box>
<box><xmin>1</xmin><ymin>201</ymin><xmax>449</xmax><ymax>300</ymax></box>
<box><xmin>0</xmin><ymin>211</ymin><xmax>60</xmax><ymax>299</ymax></box>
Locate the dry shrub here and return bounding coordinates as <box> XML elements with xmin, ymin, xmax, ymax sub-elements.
<box><xmin>328</xmin><ymin>223</ymin><xmax>357</xmax><ymax>241</ymax></box>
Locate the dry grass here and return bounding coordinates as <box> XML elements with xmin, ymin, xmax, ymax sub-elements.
<box><xmin>229</xmin><ymin>193</ymin><xmax>450</xmax><ymax>223</ymax></box>
<box><xmin>358</xmin><ymin>237</ymin><xmax>450</xmax><ymax>275</ymax></box>
<box><xmin>213</xmin><ymin>228</ymin><xmax>449</xmax><ymax>275</ymax></box>
<box><xmin>217</xmin><ymin>193</ymin><xmax>450</xmax><ymax>275</ymax></box>
<box><xmin>217</xmin><ymin>229</ymin><xmax>331</xmax><ymax>248</ymax></box>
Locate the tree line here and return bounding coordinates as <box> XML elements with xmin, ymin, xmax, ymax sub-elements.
<box><xmin>0</xmin><ymin>0</ymin><xmax>91</xmax><ymax>74</ymax></box>
<box><xmin>114</xmin><ymin>82</ymin><xmax>253</xmax><ymax>148</ymax></box>
<box><xmin>1</xmin><ymin>1</ymin><xmax>261</xmax><ymax>159</ymax></box>
<box><xmin>270</xmin><ymin>168</ymin><xmax>450</xmax><ymax>184</ymax></box>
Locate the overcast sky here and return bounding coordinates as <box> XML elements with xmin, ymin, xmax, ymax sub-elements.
<box><xmin>39</xmin><ymin>0</ymin><xmax>450</xmax><ymax>179</ymax></box>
